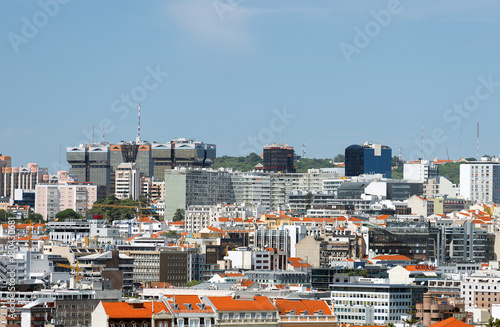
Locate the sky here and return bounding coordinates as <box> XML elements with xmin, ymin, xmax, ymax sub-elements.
<box><xmin>2</xmin><ymin>0</ymin><xmax>500</xmax><ymax>172</ymax></box>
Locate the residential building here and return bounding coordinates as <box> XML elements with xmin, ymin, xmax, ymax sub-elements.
<box><xmin>408</xmin><ymin>195</ymin><xmax>435</xmax><ymax>217</ymax></box>
<box><xmin>92</xmin><ymin>301</ymin><xmax>171</xmax><ymax>327</ymax></box>
<box><xmin>404</xmin><ymin>160</ymin><xmax>439</xmax><ymax>182</ymax></box>
<box><xmin>0</xmin><ymin>163</ymin><xmax>48</xmax><ymax>200</ymax></box>
<box><xmin>416</xmin><ymin>293</ymin><xmax>466</xmax><ymax>326</ymax></box>
<box><xmin>345</xmin><ymin>142</ymin><xmax>392</xmax><ymax>178</ymax></box>
<box><xmin>461</xmin><ymin>271</ymin><xmax>500</xmax><ymax>309</ymax></box>
<box><xmin>204</xmin><ymin>295</ymin><xmax>279</xmax><ymax>327</ymax></box>
<box><xmin>35</xmin><ymin>181</ymin><xmax>97</xmax><ymax>221</ymax></box>
<box><xmin>275</xmin><ymin>299</ymin><xmax>335</xmax><ymax>327</ymax></box>
<box><xmin>460</xmin><ymin>161</ymin><xmax>500</xmax><ymax>204</ymax></box>
<box><xmin>425</xmin><ymin>177</ymin><xmax>459</xmax><ymax>199</ymax></box>
<box><xmin>77</xmin><ymin>250</ymin><xmax>134</xmax><ymax>292</ymax></box>
<box><xmin>168</xmin><ymin>295</ymin><xmax>215</xmax><ymax>327</ymax></box>
<box><xmin>435</xmin><ymin>221</ymin><xmax>495</xmax><ymax>264</ymax></box>
<box><xmin>115</xmin><ymin>162</ymin><xmax>140</xmax><ymax>200</ymax></box>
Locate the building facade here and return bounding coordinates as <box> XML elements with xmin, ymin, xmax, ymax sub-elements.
<box><xmin>345</xmin><ymin>142</ymin><xmax>392</xmax><ymax>178</ymax></box>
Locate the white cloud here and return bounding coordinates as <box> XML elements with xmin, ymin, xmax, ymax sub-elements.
<box><xmin>162</xmin><ymin>0</ymin><xmax>255</xmax><ymax>50</ymax></box>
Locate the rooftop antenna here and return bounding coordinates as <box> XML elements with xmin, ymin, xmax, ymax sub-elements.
<box><xmin>92</xmin><ymin>125</ymin><xmax>95</xmax><ymax>144</ymax></box>
<box><xmin>477</xmin><ymin>122</ymin><xmax>480</xmax><ymax>160</ymax></box>
<box><xmin>102</xmin><ymin>125</ymin><xmax>105</xmax><ymax>144</ymax></box>
<box><xmin>460</xmin><ymin>127</ymin><xmax>463</xmax><ymax>159</ymax></box>
<box><xmin>421</xmin><ymin>122</ymin><xmax>424</xmax><ymax>161</ymax></box>
<box><xmin>432</xmin><ymin>120</ymin><xmax>436</xmax><ymax>160</ymax></box>
<box><xmin>136</xmin><ymin>104</ymin><xmax>141</xmax><ymax>143</ymax></box>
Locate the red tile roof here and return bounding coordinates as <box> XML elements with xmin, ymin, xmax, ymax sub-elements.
<box><xmin>102</xmin><ymin>301</ymin><xmax>169</xmax><ymax>319</ymax></box>
<box><xmin>427</xmin><ymin>317</ymin><xmax>474</xmax><ymax>327</ymax></box>
<box><xmin>207</xmin><ymin>296</ymin><xmax>276</xmax><ymax>312</ymax></box>
<box><xmin>168</xmin><ymin>295</ymin><xmax>213</xmax><ymax>312</ymax></box>
<box><xmin>377</xmin><ymin>215</ymin><xmax>390</xmax><ymax>220</ymax></box>
<box><xmin>372</xmin><ymin>254</ymin><xmax>411</xmax><ymax>261</ymax></box>
<box><xmin>275</xmin><ymin>299</ymin><xmax>332</xmax><ymax>315</ymax></box>
<box><xmin>287</xmin><ymin>257</ymin><xmax>312</xmax><ymax>268</ymax></box>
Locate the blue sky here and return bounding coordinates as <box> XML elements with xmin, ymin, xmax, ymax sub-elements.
<box><xmin>2</xmin><ymin>0</ymin><xmax>500</xmax><ymax>172</ymax></box>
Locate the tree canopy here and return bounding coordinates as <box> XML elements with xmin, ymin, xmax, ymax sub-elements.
<box><xmin>173</xmin><ymin>208</ymin><xmax>185</xmax><ymax>222</ymax></box>
<box><xmin>55</xmin><ymin>209</ymin><xmax>83</xmax><ymax>221</ymax></box>
<box><xmin>88</xmin><ymin>194</ymin><xmax>153</xmax><ymax>221</ymax></box>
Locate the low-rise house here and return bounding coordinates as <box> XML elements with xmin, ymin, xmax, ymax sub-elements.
<box><xmin>92</xmin><ymin>301</ymin><xmax>171</xmax><ymax>327</ymax></box>
<box><xmin>204</xmin><ymin>295</ymin><xmax>279</xmax><ymax>327</ymax></box>
<box><xmin>274</xmin><ymin>299</ymin><xmax>335</xmax><ymax>327</ymax></box>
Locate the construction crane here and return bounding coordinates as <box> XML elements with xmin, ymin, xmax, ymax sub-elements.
<box><xmin>56</xmin><ymin>262</ymin><xmax>85</xmax><ymax>282</ymax></box>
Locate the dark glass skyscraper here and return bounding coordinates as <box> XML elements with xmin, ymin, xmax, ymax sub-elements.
<box><xmin>345</xmin><ymin>143</ymin><xmax>392</xmax><ymax>178</ymax></box>
<box><xmin>257</xmin><ymin>144</ymin><xmax>296</xmax><ymax>173</ymax></box>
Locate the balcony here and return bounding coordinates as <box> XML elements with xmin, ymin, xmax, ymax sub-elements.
<box><xmin>280</xmin><ymin>316</ymin><xmax>336</xmax><ymax>322</ymax></box>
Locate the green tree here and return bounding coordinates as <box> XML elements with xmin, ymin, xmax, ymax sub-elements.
<box><xmin>184</xmin><ymin>280</ymin><xmax>202</xmax><ymax>287</ymax></box>
<box><xmin>0</xmin><ymin>209</ymin><xmax>7</xmax><ymax>222</ymax></box>
<box><xmin>173</xmin><ymin>209</ymin><xmax>185</xmax><ymax>222</ymax></box>
<box><xmin>89</xmin><ymin>194</ymin><xmax>141</xmax><ymax>221</ymax></box>
<box><xmin>19</xmin><ymin>213</ymin><xmax>44</xmax><ymax>223</ymax></box>
<box><xmin>333</xmin><ymin>154</ymin><xmax>345</xmax><ymax>163</ymax></box>
<box><xmin>305</xmin><ymin>192</ymin><xmax>313</xmax><ymax>210</ymax></box>
<box><xmin>486</xmin><ymin>317</ymin><xmax>500</xmax><ymax>327</ymax></box>
<box><xmin>166</xmin><ymin>230</ymin><xmax>180</xmax><ymax>239</ymax></box>
<box><xmin>403</xmin><ymin>306</ymin><xmax>421</xmax><ymax>327</ymax></box>
<box><xmin>55</xmin><ymin>209</ymin><xmax>83</xmax><ymax>221</ymax></box>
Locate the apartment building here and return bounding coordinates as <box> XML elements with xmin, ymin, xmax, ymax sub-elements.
<box><xmin>275</xmin><ymin>299</ymin><xmax>335</xmax><ymax>327</ymax></box>
<box><xmin>404</xmin><ymin>160</ymin><xmax>439</xmax><ymax>182</ymax></box>
<box><xmin>35</xmin><ymin>181</ymin><xmax>97</xmax><ymax>221</ymax></box>
<box><xmin>0</xmin><ymin>163</ymin><xmax>48</xmax><ymax>200</ymax></box>
<box><xmin>460</xmin><ymin>161</ymin><xmax>500</xmax><ymax>204</ymax></box>
<box><xmin>115</xmin><ymin>162</ymin><xmax>140</xmax><ymax>200</ymax></box>
<box><xmin>461</xmin><ymin>271</ymin><xmax>500</xmax><ymax>309</ymax></box>
<box><xmin>205</xmin><ymin>295</ymin><xmax>279</xmax><ymax>327</ymax></box>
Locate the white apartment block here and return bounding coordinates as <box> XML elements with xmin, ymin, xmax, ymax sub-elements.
<box><xmin>115</xmin><ymin>162</ymin><xmax>140</xmax><ymax>200</ymax></box>
<box><xmin>185</xmin><ymin>203</ymin><xmax>265</xmax><ymax>232</ymax></box>
<box><xmin>404</xmin><ymin>160</ymin><xmax>438</xmax><ymax>182</ymax></box>
<box><xmin>424</xmin><ymin>176</ymin><xmax>459</xmax><ymax>199</ymax></box>
<box><xmin>460</xmin><ymin>161</ymin><xmax>500</xmax><ymax>204</ymax></box>
<box><xmin>461</xmin><ymin>271</ymin><xmax>500</xmax><ymax>309</ymax></box>
<box><xmin>331</xmin><ymin>279</ymin><xmax>411</xmax><ymax>325</ymax></box>
<box><xmin>165</xmin><ymin>168</ymin><xmax>341</xmax><ymax>219</ymax></box>
<box><xmin>35</xmin><ymin>182</ymin><xmax>97</xmax><ymax>221</ymax></box>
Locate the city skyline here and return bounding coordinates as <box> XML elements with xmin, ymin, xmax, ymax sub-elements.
<box><xmin>2</xmin><ymin>1</ymin><xmax>500</xmax><ymax>170</ymax></box>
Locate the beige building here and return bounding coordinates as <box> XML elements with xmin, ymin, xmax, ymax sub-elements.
<box><xmin>35</xmin><ymin>180</ymin><xmax>97</xmax><ymax>221</ymax></box>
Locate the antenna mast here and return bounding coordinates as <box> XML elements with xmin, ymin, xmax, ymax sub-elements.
<box><xmin>421</xmin><ymin>122</ymin><xmax>424</xmax><ymax>161</ymax></box>
<box><xmin>136</xmin><ymin>104</ymin><xmax>141</xmax><ymax>143</ymax></box>
<box><xmin>477</xmin><ymin>122</ymin><xmax>480</xmax><ymax>160</ymax></box>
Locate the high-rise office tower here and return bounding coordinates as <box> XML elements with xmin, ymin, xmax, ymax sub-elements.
<box><xmin>67</xmin><ymin>138</ymin><xmax>216</xmax><ymax>197</ymax></box>
<box><xmin>67</xmin><ymin>145</ymin><xmax>110</xmax><ymax>199</ymax></box>
<box><xmin>345</xmin><ymin>142</ymin><xmax>392</xmax><ymax>178</ymax></box>
<box><xmin>256</xmin><ymin>144</ymin><xmax>296</xmax><ymax>173</ymax></box>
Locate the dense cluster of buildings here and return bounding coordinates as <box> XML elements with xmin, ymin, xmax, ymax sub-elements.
<box><xmin>2</xmin><ymin>139</ymin><xmax>500</xmax><ymax>327</ymax></box>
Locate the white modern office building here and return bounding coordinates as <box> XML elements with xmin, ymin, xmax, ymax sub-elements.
<box><xmin>331</xmin><ymin>278</ymin><xmax>412</xmax><ymax>325</ymax></box>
